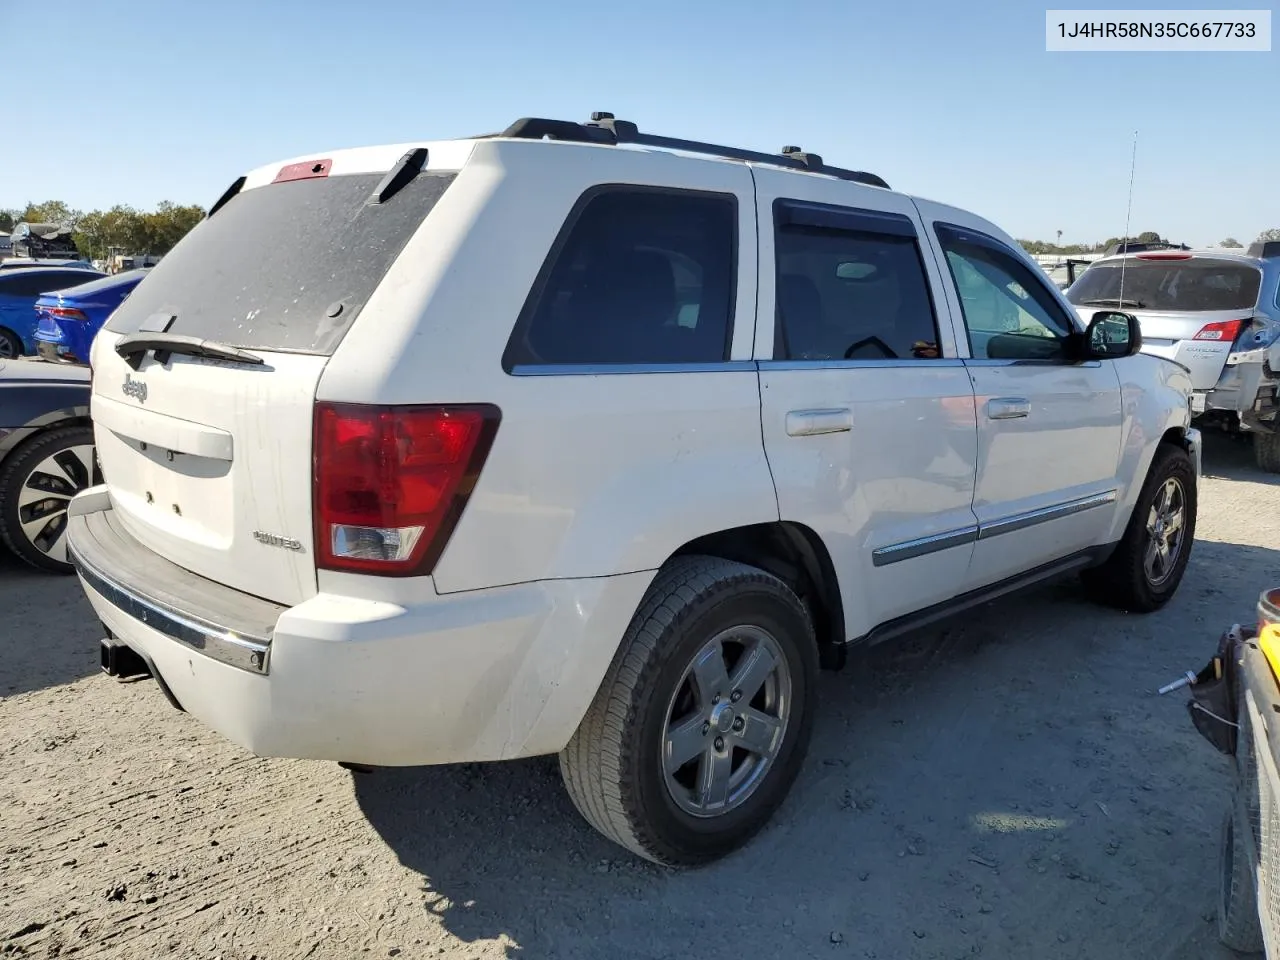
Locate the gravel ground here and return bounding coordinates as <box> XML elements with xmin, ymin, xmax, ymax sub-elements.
<box><xmin>1</xmin><ymin>433</ymin><xmax>1275</xmax><ymax>959</ymax></box>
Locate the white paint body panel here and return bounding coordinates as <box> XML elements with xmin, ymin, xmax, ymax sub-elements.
<box><xmin>912</xmin><ymin>199</ymin><xmax>1126</xmax><ymax>589</ymax></box>
<box><xmin>751</xmin><ymin>168</ymin><xmax>979</xmax><ymax>637</ymax></box>
<box><xmin>78</xmin><ymin>557</ymin><xmax>653</xmax><ymax>766</ymax></box>
<box><xmin>88</xmin><ymin>337</ymin><xmax>328</xmax><ymax>607</ymax></box>
<box><xmin>69</xmin><ymin>135</ymin><xmax>1197</xmax><ymax>768</ymax></box>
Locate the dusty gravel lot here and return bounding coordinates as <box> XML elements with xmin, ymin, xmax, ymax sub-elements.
<box><xmin>1</xmin><ymin>434</ymin><xmax>1276</xmax><ymax>959</ymax></box>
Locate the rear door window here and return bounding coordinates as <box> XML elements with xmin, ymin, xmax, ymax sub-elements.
<box><xmin>105</xmin><ymin>172</ymin><xmax>457</xmax><ymax>355</ymax></box>
<box><xmin>503</xmin><ymin>187</ymin><xmax>737</xmax><ymax>368</ymax></box>
<box><xmin>1067</xmin><ymin>259</ymin><xmax>1262</xmax><ymax>312</ymax></box>
<box><xmin>773</xmin><ymin>207</ymin><xmax>942</xmax><ymax>361</ymax></box>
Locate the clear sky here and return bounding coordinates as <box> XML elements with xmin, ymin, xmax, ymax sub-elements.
<box><xmin>2</xmin><ymin>0</ymin><xmax>1276</xmax><ymax>246</ymax></box>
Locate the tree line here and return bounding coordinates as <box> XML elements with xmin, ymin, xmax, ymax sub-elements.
<box><xmin>0</xmin><ymin>200</ymin><xmax>205</xmax><ymax>261</ymax></box>
<box><xmin>1018</xmin><ymin>228</ymin><xmax>1280</xmax><ymax>256</ymax></box>
<box><xmin>4</xmin><ymin>202</ymin><xmax>1279</xmax><ymax>262</ymax></box>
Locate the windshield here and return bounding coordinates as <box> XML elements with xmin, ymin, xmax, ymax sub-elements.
<box><xmin>105</xmin><ymin>171</ymin><xmax>456</xmax><ymax>355</ymax></box>
<box><xmin>1066</xmin><ymin>258</ymin><xmax>1261</xmax><ymax>312</ymax></box>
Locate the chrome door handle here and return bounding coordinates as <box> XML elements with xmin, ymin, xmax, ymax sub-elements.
<box><xmin>987</xmin><ymin>398</ymin><xmax>1030</xmax><ymax>420</ymax></box>
<box><xmin>785</xmin><ymin>408</ymin><xmax>853</xmax><ymax>437</ymax></box>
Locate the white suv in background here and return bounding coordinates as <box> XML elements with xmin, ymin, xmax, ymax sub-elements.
<box><xmin>68</xmin><ymin>114</ymin><xmax>1200</xmax><ymax>867</ymax></box>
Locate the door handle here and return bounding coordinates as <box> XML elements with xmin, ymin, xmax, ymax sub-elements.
<box><xmin>987</xmin><ymin>398</ymin><xmax>1030</xmax><ymax>420</ymax></box>
<box><xmin>785</xmin><ymin>408</ymin><xmax>853</xmax><ymax>437</ymax></box>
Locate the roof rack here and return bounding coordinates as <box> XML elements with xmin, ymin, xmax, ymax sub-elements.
<box><xmin>498</xmin><ymin>112</ymin><xmax>890</xmax><ymax>190</ymax></box>
<box><xmin>1104</xmin><ymin>240</ymin><xmax>1192</xmax><ymax>256</ymax></box>
<box><xmin>1247</xmin><ymin>240</ymin><xmax>1280</xmax><ymax>260</ymax></box>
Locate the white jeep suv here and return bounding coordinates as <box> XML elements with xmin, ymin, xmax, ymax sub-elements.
<box><xmin>67</xmin><ymin>114</ymin><xmax>1201</xmax><ymax>867</ymax></box>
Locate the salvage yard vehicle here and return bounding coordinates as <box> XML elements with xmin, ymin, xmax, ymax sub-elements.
<box><xmin>1065</xmin><ymin>241</ymin><xmax>1280</xmax><ymax>471</ymax></box>
<box><xmin>0</xmin><ymin>265</ymin><xmax>107</xmax><ymax>358</ymax></box>
<box><xmin>0</xmin><ymin>358</ymin><xmax>95</xmax><ymax>571</ymax></box>
<box><xmin>34</xmin><ymin>268</ymin><xmax>150</xmax><ymax>364</ymax></box>
<box><xmin>67</xmin><ymin>113</ymin><xmax>1201</xmax><ymax>867</ymax></box>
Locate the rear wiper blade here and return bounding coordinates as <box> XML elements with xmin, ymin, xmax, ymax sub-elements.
<box><xmin>1078</xmin><ymin>297</ymin><xmax>1147</xmax><ymax>308</ymax></box>
<box><xmin>115</xmin><ymin>332</ymin><xmax>265</xmax><ymax>370</ymax></box>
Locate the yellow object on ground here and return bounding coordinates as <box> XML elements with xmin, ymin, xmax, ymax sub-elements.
<box><xmin>1258</xmin><ymin>623</ymin><xmax>1280</xmax><ymax>690</ymax></box>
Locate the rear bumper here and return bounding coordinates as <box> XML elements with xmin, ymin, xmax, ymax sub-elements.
<box><xmin>1146</xmin><ymin>340</ymin><xmax>1276</xmax><ymax>426</ymax></box>
<box><xmin>66</xmin><ymin>487</ymin><xmax>652</xmax><ymax>766</ymax></box>
<box><xmin>1179</xmin><ymin>352</ymin><xmax>1278</xmax><ymax>431</ymax></box>
<box><xmin>35</xmin><ymin>339</ymin><xmax>70</xmax><ymax>363</ymax></box>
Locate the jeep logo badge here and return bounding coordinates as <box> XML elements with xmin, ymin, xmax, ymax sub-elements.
<box><xmin>122</xmin><ymin>373</ymin><xmax>147</xmax><ymax>403</ymax></box>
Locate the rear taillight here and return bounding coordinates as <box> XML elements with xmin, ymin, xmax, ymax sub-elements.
<box><xmin>1193</xmin><ymin>319</ymin><xmax>1247</xmax><ymax>342</ymax></box>
<box><xmin>46</xmin><ymin>307</ymin><xmax>89</xmax><ymax>322</ymax></box>
<box><xmin>313</xmin><ymin>402</ymin><xmax>500</xmax><ymax>576</ymax></box>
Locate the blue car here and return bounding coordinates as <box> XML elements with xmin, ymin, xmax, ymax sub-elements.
<box><xmin>0</xmin><ymin>266</ymin><xmax>106</xmax><ymax>359</ymax></box>
<box><xmin>34</xmin><ymin>269</ymin><xmax>150</xmax><ymax>364</ymax></box>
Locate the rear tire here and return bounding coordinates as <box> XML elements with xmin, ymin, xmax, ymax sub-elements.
<box><xmin>1254</xmin><ymin>431</ymin><xmax>1280</xmax><ymax>474</ymax></box>
<box><xmin>1083</xmin><ymin>444</ymin><xmax>1196</xmax><ymax>612</ymax></box>
<box><xmin>1218</xmin><ymin>801</ymin><xmax>1265</xmax><ymax>953</ymax></box>
<box><xmin>0</xmin><ymin>327</ymin><xmax>22</xmax><ymax>359</ymax></box>
<box><xmin>0</xmin><ymin>425</ymin><xmax>98</xmax><ymax>573</ymax></box>
<box><xmin>559</xmin><ymin>555</ymin><xmax>818</xmax><ymax>867</ymax></box>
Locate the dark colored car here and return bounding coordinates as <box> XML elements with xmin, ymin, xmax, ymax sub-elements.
<box><xmin>0</xmin><ymin>358</ymin><xmax>96</xmax><ymax>572</ymax></box>
<box><xmin>0</xmin><ymin>266</ymin><xmax>107</xmax><ymax>358</ymax></box>
<box><xmin>34</xmin><ymin>269</ymin><xmax>150</xmax><ymax>364</ymax></box>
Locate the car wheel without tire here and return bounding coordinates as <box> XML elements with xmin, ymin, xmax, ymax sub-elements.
<box><xmin>1255</xmin><ymin>431</ymin><xmax>1280</xmax><ymax>474</ymax></box>
<box><xmin>0</xmin><ymin>328</ymin><xmax>22</xmax><ymax>359</ymax></box>
<box><xmin>1218</xmin><ymin>800</ymin><xmax>1265</xmax><ymax>953</ymax></box>
<box><xmin>1083</xmin><ymin>444</ymin><xmax>1196</xmax><ymax>612</ymax></box>
<box><xmin>559</xmin><ymin>555</ymin><xmax>818</xmax><ymax>867</ymax></box>
<box><xmin>0</xmin><ymin>425</ymin><xmax>99</xmax><ymax>573</ymax></box>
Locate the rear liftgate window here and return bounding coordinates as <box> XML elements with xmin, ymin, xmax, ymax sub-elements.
<box><xmin>105</xmin><ymin>171</ymin><xmax>457</xmax><ymax>355</ymax></box>
<box><xmin>1067</xmin><ymin>259</ymin><xmax>1262</xmax><ymax>313</ymax></box>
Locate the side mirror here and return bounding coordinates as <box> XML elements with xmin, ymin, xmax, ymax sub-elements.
<box><xmin>1084</xmin><ymin>310</ymin><xmax>1142</xmax><ymax>359</ymax></box>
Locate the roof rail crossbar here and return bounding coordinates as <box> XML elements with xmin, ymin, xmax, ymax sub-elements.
<box><xmin>498</xmin><ymin>113</ymin><xmax>889</xmax><ymax>189</ymax></box>
<box><xmin>499</xmin><ymin>118</ymin><xmax>613</xmax><ymax>144</ymax></box>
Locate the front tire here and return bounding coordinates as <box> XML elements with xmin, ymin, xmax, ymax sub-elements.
<box><xmin>1083</xmin><ymin>444</ymin><xmax>1196</xmax><ymax>612</ymax></box>
<box><xmin>559</xmin><ymin>556</ymin><xmax>818</xmax><ymax>866</ymax></box>
<box><xmin>0</xmin><ymin>425</ymin><xmax>99</xmax><ymax>573</ymax></box>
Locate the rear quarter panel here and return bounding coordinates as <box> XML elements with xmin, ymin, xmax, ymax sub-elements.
<box><xmin>318</xmin><ymin>139</ymin><xmax>778</xmax><ymax>594</ymax></box>
<box><xmin>0</xmin><ymin>369</ymin><xmax>91</xmax><ymax>458</ymax></box>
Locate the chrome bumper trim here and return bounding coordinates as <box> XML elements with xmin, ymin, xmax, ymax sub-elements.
<box><xmin>68</xmin><ymin>536</ymin><xmax>271</xmax><ymax>675</ymax></box>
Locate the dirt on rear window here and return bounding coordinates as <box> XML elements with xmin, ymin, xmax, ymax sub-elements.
<box><xmin>105</xmin><ymin>171</ymin><xmax>456</xmax><ymax>355</ymax></box>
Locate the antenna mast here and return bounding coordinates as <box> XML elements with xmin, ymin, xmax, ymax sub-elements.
<box><xmin>1118</xmin><ymin>130</ymin><xmax>1138</xmax><ymax>302</ymax></box>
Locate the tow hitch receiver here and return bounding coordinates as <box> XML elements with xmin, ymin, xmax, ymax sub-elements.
<box><xmin>101</xmin><ymin>640</ymin><xmax>151</xmax><ymax>680</ymax></box>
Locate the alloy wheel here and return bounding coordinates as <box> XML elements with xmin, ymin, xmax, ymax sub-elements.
<box><xmin>16</xmin><ymin>443</ymin><xmax>100</xmax><ymax>564</ymax></box>
<box><xmin>1144</xmin><ymin>477</ymin><xmax>1186</xmax><ymax>586</ymax></box>
<box><xmin>661</xmin><ymin>625</ymin><xmax>792</xmax><ymax>818</ymax></box>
